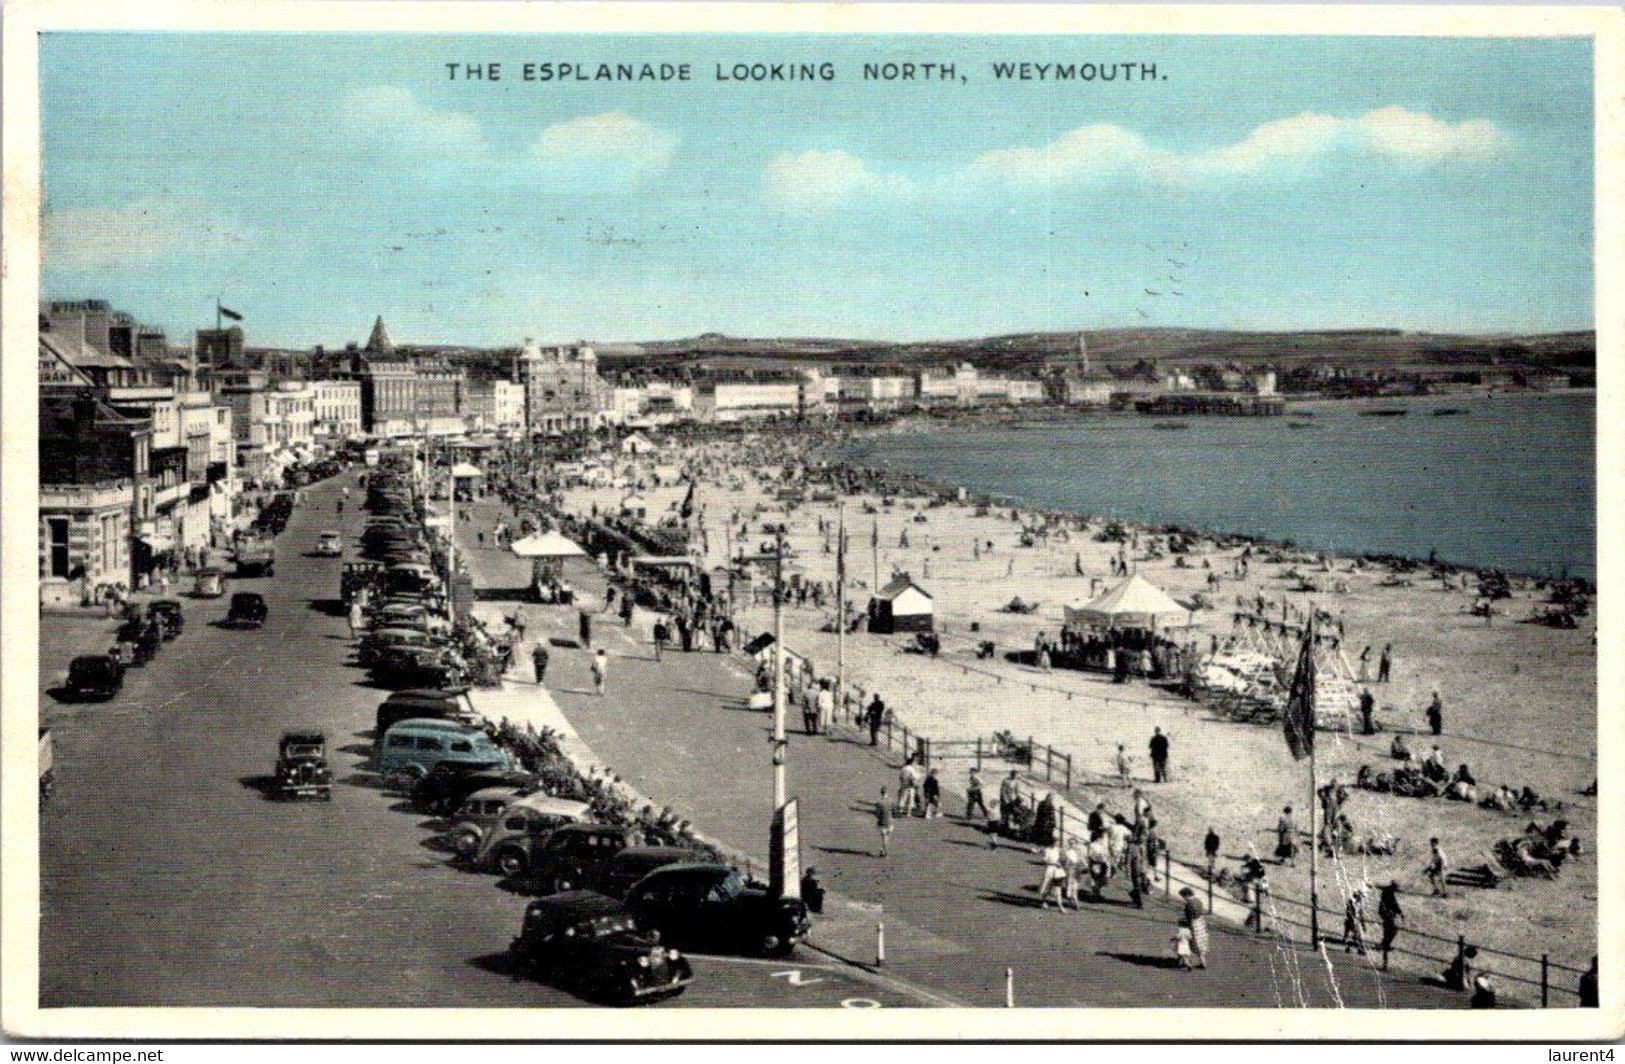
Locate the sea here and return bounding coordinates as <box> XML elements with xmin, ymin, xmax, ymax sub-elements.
<box><xmin>840</xmin><ymin>392</ymin><xmax>1596</xmax><ymax>580</ymax></box>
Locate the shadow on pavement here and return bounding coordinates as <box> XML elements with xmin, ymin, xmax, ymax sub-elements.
<box><xmin>1098</xmin><ymin>949</ymin><xmax>1185</xmax><ymax>970</ymax></box>
<box><xmin>238</xmin><ymin>775</ymin><xmax>282</xmax><ymax>801</ymax></box>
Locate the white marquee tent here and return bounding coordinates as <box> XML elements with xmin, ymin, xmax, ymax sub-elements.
<box><xmin>1065</xmin><ymin>573</ymin><xmax>1197</xmax><ymax>630</ymax></box>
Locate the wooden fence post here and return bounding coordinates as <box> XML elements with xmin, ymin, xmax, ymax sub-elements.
<box><xmin>1541</xmin><ymin>954</ymin><xmax>1549</xmax><ymax>1007</ymax></box>
<box><xmin>1044</xmin><ymin>746</ymin><xmax>1053</xmax><ymax>781</ymax></box>
<box><xmin>1064</xmin><ymin>753</ymin><xmax>1072</xmax><ymax>791</ymax></box>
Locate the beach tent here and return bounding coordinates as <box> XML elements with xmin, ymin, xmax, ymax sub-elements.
<box><xmin>620</xmin><ymin>432</ymin><xmax>656</xmax><ymax>455</ymax></box>
<box><xmin>510</xmin><ymin>532</ymin><xmax>586</xmax><ymax>559</ymax></box>
<box><xmin>867</xmin><ymin>573</ymin><xmax>935</xmax><ymax>634</ymax></box>
<box><xmin>449</xmin><ymin>461</ymin><xmax>483</xmax><ymax>479</ymax></box>
<box><xmin>1065</xmin><ymin>573</ymin><xmax>1196</xmax><ymax>631</ymax></box>
<box><xmin>620</xmin><ymin>493</ymin><xmax>649</xmax><ymax>518</ymax></box>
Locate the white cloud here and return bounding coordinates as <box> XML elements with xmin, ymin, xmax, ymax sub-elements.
<box><xmin>531</xmin><ymin>112</ymin><xmax>677</xmax><ymax>179</ymax></box>
<box><xmin>762</xmin><ymin>149</ymin><xmax>915</xmax><ymax>213</ymax></box>
<box><xmin>338</xmin><ymin>85</ymin><xmax>487</xmax><ymax>156</ymax></box>
<box><xmin>964</xmin><ymin>107</ymin><xmax>1511</xmax><ymax>188</ymax></box>
<box><xmin>44</xmin><ymin>196</ymin><xmax>252</xmax><ymax>270</ymax></box>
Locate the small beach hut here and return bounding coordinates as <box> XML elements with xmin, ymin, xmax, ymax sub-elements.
<box><xmin>868</xmin><ymin>573</ymin><xmax>935</xmax><ymax>634</ymax></box>
<box><xmin>620</xmin><ymin>493</ymin><xmax>649</xmax><ymax>519</ymax></box>
<box><xmin>1064</xmin><ymin>573</ymin><xmax>1196</xmax><ymax>632</ymax></box>
<box><xmin>620</xmin><ymin>431</ymin><xmax>656</xmax><ymax>456</ymax></box>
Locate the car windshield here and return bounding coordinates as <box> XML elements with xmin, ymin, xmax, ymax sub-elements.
<box><xmin>284</xmin><ymin>743</ymin><xmax>323</xmax><ymax>758</ymax></box>
<box><xmin>715</xmin><ymin>870</ymin><xmax>746</xmax><ymax>901</ymax></box>
<box><xmin>582</xmin><ymin>916</ymin><xmax>634</xmax><ymax>939</ymax></box>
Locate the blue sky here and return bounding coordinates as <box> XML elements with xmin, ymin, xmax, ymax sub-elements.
<box><xmin>40</xmin><ymin>33</ymin><xmax>1594</xmax><ymax>347</ymax></box>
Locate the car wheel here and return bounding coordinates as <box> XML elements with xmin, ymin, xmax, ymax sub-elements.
<box><xmin>452</xmin><ymin>829</ymin><xmax>481</xmax><ymax>856</ymax></box>
<box><xmin>497</xmin><ymin>849</ymin><xmax>527</xmax><ymax>877</ymax></box>
<box><xmin>758</xmin><ymin>932</ymin><xmax>792</xmax><ymax>957</ymax></box>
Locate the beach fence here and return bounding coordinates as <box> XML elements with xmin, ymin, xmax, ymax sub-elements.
<box><xmin>793</xmin><ymin>635</ymin><xmax>1585</xmax><ymax>1007</ymax></box>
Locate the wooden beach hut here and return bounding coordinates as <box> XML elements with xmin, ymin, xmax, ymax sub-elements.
<box><xmin>868</xmin><ymin>573</ymin><xmax>935</xmax><ymax>634</ymax></box>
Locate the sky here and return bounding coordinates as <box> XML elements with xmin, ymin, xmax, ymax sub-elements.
<box><xmin>39</xmin><ymin>33</ymin><xmax>1595</xmax><ymax>348</ymax></box>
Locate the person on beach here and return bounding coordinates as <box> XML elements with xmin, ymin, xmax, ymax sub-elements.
<box><xmin>590</xmin><ymin>648</ymin><xmax>608</xmax><ymax>696</ymax></box>
<box><xmin>1359</xmin><ymin>645</ymin><xmax>1372</xmax><ymax>682</ymax></box>
<box><xmin>1179</xmin><ymin>887</ymin><xmax>1209</xmax><ymax>969</ymax></box>
<box><xmin>965</xmin><ymin>768</ymin><xmax>990</xmax><ymax>822</ymax></box>
<box><xmin>578</xmin><ymin>609</ymin><xmax>592</xmax><ymax>649</ymax></box>
<box><xmin>531</xmin><ymin>644</ymin><xmax>550</xmax><ymax>686</ymax></box>
<box><xmin>1088</xmin><ymin>801</ymin><xmax>1107</xmax><ymax>837</ymax></box>
<box><xmin>1360</xmin><ymin>688</ymin><xmax>1377</xmax><ymax>735</ymax></box>
<box><xmin>875</xmin><ymin>789</ymin><xmax>893</xmax><ymax>858</ymax></box>
<box><xmin>1378</xmin><ymin>643</ymin><xmax>1393</xmax><ymax>683</ymax></box>
<box><xmin>1426</xmin><ymin>692</ymin><xmax>1444</xmax><ymax>736</ymax></box>
<box><xmin>1132</xmin><ymin>788</ymin><xmax>1152</xmax><ymax>830</ymax></box>
<box><xmin>1426</xmin><ymin>838</ymin><xmax>1449</xmax><ymax>897</ymax></box>
<box><xmin>1149</xmin><ymin>727</ymin><xmax>1171</xmax><ymax>783</ymax></box>
<box><xmin>999</xmin><ymin>771</ymin><xmax>1021</xmax><ymax>833</ymax></box>
<box><xmin>1391</xmin><ymin>732</ymin><xmax>1413</xmax><ymax>761</ymax></box>
<box><xmin>1116</xmin><ymin>744</ymin><xmax>1132</xmax><ymax>785</ymax></box>
<box><xmin>1276</xmin><ymin>806</ymin><xmax>1298</xmax><ymax>866</ymax></box>
<box><xmin>865</xmin><ymin>695</ymin><xmax>885</xmax><ymax>746</ymax></box>
<box><xmin>1204</xmin><ymin>826</ymin><xmax>1221</xmax><ymax>875</ymax></box>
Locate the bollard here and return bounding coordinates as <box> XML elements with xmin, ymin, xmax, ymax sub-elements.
<box><xmin>1541</xmin><ymin>954</ymin><xmax>1549</xmax><ymax>1007</ymax></box>
<box><xmin>1164</xmin><ymin>851</ymin><xmax>1172</xmax><ymax>897</ymax></box>
<box><xmin>876</xmin><ymin>921</ymin><xmax>886</xmax><ymax>967</ymax></box>
<box><xmin>1005</xmin><ymin>967</ymin><xmax>1015</xmax><ymax>1008</ymax></box>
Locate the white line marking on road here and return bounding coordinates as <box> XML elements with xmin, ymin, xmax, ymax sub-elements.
<box><xmin>841</xmin><ymin>998</ymin><xmax>883</xmax><ymax>1008</ymax></box>
<box><xmin>771</xmin><ymin>969</ymin><xmax>826</xmax><ymax>987</ymax></box>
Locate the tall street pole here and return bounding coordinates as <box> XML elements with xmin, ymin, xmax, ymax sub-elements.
<box><xmin>772</xmin><ymin>525</ymin><xmax>788</xmax><ymax>811</ymax></box>
<box><xmin>835</xmin><ymin>503</ymin><xmax>846</xmax><ymax>736</ymax></box>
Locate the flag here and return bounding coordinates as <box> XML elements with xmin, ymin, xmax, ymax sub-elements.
<box><xmin>217</xmin><ymin>305</ymin><xmax>244</xmax><ymax>322</ymax></box>
<box><xmin>1282</xmin><ymin>619</ymin><xmax>1317</xmax><ymax>760</ymax></box>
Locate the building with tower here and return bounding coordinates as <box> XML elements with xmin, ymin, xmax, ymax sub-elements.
<box><xmin>514</xmin><ymin>339</ymin><xmax>612</xmax><ymax>433</ymax></box>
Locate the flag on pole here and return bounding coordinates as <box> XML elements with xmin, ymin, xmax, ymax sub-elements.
<box><xmin>217</xmin><ymin>305</ymin><xmax>244</xmax><ymax>322</ymax></box>
<box><xmin>1282</xmin><ymin>618</ymin><xmax>1317</xmax><ymax>760</ymax></box>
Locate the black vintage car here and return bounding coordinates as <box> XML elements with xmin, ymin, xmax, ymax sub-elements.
<box><xmin>65</xmin><ymin>655</ymin><xmax>123</xmax><ymax>701</ymax></box>
<box><xmin>376</xmin><ymin>686</ymin><xmax>474</xmax><ymax>737</ymax></box>
<box><xmin>276</xmin><ymin>729</ymin><xmax>333</xmax><ymax>800</ymax></box>
<box><xmin>147</xmin><ymin>598</ymin><xmax>185</xmax><ymax>640</ymax></box>
<box><xmin>412</xmin><ymin>763</ymin><xmax>537</xmax><ymax>815</ymax></box>
<box><xmin>117</xmin><ymin>617</ymin><xmax>163</xmax><ymax>666</ymax></box>
<box><xmin>371</xmin><ymin>645</ymin><xmax>463</xmax><ymax>688</ymax></box>
<box><xmin>623</xmin><ymin>863</ymin><xmax>811</xmax><ymax>957</ymax></box>
<box><xmin>509</xmin><ymin>891</ymin><xmax>692</xmax><ymax>1005</ymax></box>
<box><xmin>226</xmin><ymin>592</ymin><xmax>269</xmax><ymax>628</ymax></box>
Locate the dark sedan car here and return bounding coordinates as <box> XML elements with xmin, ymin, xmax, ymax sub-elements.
<box><xmin>509</xmin><ymin>891</ymin><xmax>692</xmax><ymax>1005</ymax></box>
<box><xmin>65</xmin><ymin>655</ymin><xmax>123</xmax><ymax>701</ymax></box>
<box><xmin>226</xmin><ymin>592</ymin><xmax>268</xmax><ymax>628</ymax></box>
<box><xmin>623</xmin><ymin>863</ymin><xmax>811</xmax><ymax>957</ymax></box>
<box><xmin>147</xmin><ymin>599</ymin><xmax>185</xmax><ymax>640</ymax></box>
<box><xmin>411</xmin><ymin>762</ymin><xmax>536</xmax><ymax>815</ymax></box>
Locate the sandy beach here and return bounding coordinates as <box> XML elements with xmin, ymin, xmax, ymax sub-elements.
<box><xmin>555</xmin><ymin>424</ymin><xmax>1598</xmax><ymax>992</ymax></box>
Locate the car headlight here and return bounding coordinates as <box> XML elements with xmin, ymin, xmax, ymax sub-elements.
<box><xmin>666</xmin><ymin>948</ymin><xmax>680</xmax><ymax>961</ymax></box>
<box><xmin>637</xmin><ymin>955</ymin><xmax>650</xmax><ymax>968</ymax></box>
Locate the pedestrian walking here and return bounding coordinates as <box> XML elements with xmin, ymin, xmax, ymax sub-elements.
<box><xmin>965</xmin><ymin>768</ymin><xmax>990</xmax><ymax>822</ymax></box>
<box><xmin>922</xmin><ymin>768</ymin><xmax>941</xmax><ymax>819</ymax></box>
<box><xmin>815</xmin><ymin>680</ymin><xmax>835</xmax><ymax>735</ymax></box>
<box><xmin>1377</xmin><ymin>880</ymin><xmax>1404</xmax><ymax>961</ymax></box>
<box><xmin>620</xmin><ymin>594</ymin><xmax>634</xmax><ymax>628</ymax></box>
<box><xmin>578</xmin><ymin>609</ymin><xmax>592</xmax><ymax>649</ymax></box>
<box><xmin>652</xmin><ymin>619</ymin><xmax>666</xmax><ymax>662</ymax></box>
<box><xmin>1149</xmin><ymin>726</ymin><xmax>1171</xmax><ymax>783</ymax></box>
<box><xmin>1039</xmin><ymin>835</ymin><xmax>1071</xmax><ymax>912</ymax></box>
<box><xmin>348</xmin><ymin>600</ymin><xmax>365</xmax><ymax>637</ymax></box>
<box><xmin>896</xmin><ymin>758</ymin><xmax>921</xmax><ymax>816</ymax></box>
<box><xmin>1378</xmin><ymin>643</ymin><xmax>1393</xmax><ymax>683</ymax></box>
<box><xmin>531</xmin><ymin>644</ymin><xmax>550</xmax><ymax>686</ymax></box>
<box><xmin>1426</xmin><ymin>691</ymin><xmax>1444</xmax><ymax>736</ymax></box>
<box><xmin>1343</xmin><ymin>887</ymin><xmax>1369</xmax><ymax>954</ymax></box>
<box><xmin>1426</xmin><ymin>837</ymin><xmax>1449</xmax><ymax>897</ymax></box>
<box><xmin>591</xmin><ymin>648</ymin><xmax>608</xmax><ymax>696</ymax></box>
<box><xmin>875</xmin><ymin>789</ymin><xmax>894</xmax><ymax>857</ymax></box>
<box><xmin>999</xmin><ymin>771</ymin><xmax>1021</xmax><ymax>834</ymax></box>
<box><xmin>1126</xmin><ymin>836</ymin><xmax>1147</xmax><ymax>909</ymax></box>
<box><xmin>1276</xmin><ymin>806</ymin><xmax>1298</xmax><ymax>867</ymax></box>
<box><xmin>1115</xmin><ymin>743</ymin><xmax>1132</xmax><ymax>786</ymax></box>
<box><xmin>1178</xmin><ymin>888</ymin><xmax>1209</xmax><ymax>969</ymax></box>
<box><xmin>865</xmin><ymin>695</ymin><xmax>885</xmax><ymax>746</ymax></box>
<box><xmin>802</xmin><ymin>685</ymin><xmax>820</xmax><ymax>736</ymax></box>
<box><xmin>1132</xmin><ymin>788</ymin><xmax>1152</xmax><ymax>830</ymax></box>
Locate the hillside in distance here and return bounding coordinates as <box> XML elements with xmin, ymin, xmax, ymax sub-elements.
<box><xmin>590</xmin><ymin>328</ymin><xmax>1596</xmax><ymax>375</ymax></box>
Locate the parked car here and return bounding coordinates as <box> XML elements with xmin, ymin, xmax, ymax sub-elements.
<box><xmin>358</xmin><ymin>626</ymin><xmax>438</xmax><ymax>667</ymax></box>
<box><xmin>445</xmin><ymin>786</ymin><xmax>532</xmax><ymax>854</ymax></box>
<box><xmin>623</xmin><ymin>863</ymin><xmax>811</xmax><ymax>957</ymax></box>
<box><xmin>509</xmin><ymin>891</ymin><xmax>692</xmax><ymax>1005</ymax></box>
<box><xmin>226</xmin><ymin>592</ymin><xmax>269</xmax><ymax>628</ymax></box>
<box><xmin>275</xmin><ymin>729</ymin><xmax>333</xmax><ymax>801</ymax></box>
<box><xmin>473</xmin><ymin>798</ymin><xmax>601</xmax><ymax>878</ymax></box>
<box><xmin>147</xmin><ymin>599</ymin><xmax>185</xmax><ymax>639</ymax></box>
<box><xmin>315</xmin><ymin>530</ymin><xmax>344</xmax><ymax>557</ymax></box>
<box><xmin>375</xmin><ymin>686</ymin><xmax>476</xmax><ymax>738</ymax></box>
<box><xmin>375</xmin><ymin>718</ymin><xmax>516</xmax><ymax>789</ymax></box>
<box><xmin>411</xmin><ymin>763</ymin><xmax>537</xmax><ymax>815</ymax></box>
<box><xmin>371</xmin><ymin>645</ymin><xmax>465</xmax><ymax>688</ymax></box>
<box><xmin>64</xmin><ymin>654</ymin><xmax>122</xmax><ymax>701</ymax></box>
<box><xmin>234</xmin><ymin>539</ymin><xmax>276</xmax><ymax>577</ymax></box>
<box><xmin>192</xmin><ymin>567</ymin><xmax>227</xmax><ymax>598</ymax></box>
<box><xmin>117</xmin><ymin>617</ymin><xmax>162</xmax><ymax>665</ymax></box>
<box><xmin>582</xmin><ymin>846</ymin><xmax>708</xmax><ymax>900</ymax></box>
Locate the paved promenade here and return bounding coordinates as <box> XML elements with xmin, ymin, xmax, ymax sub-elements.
<box><xmin>457</xmin><ymin>499</ymin><xmax>1466</xmax><ymax>1009</ymax></box>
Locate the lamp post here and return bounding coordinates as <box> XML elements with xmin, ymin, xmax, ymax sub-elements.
<box><xmin>771</xmin><ymin>524</ymin><xmax>788</xmax><ymax>810</ymax></box>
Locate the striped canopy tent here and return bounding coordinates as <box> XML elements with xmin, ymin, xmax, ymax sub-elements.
<box><xmin>510</xmin><ymin>531</ymin><xmax>586</xmax><ymax>559</ymax></box>
<box><xmin>1065</xmin><ymin>573</ymin><xmax>1198</xmax><ymax>631</ymax></box>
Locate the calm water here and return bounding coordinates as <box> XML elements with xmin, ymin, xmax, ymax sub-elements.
<box><xmin>842</xmin><ymin>393</ymin><xmax>1596</xmax><ymax>579</ymax></box>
